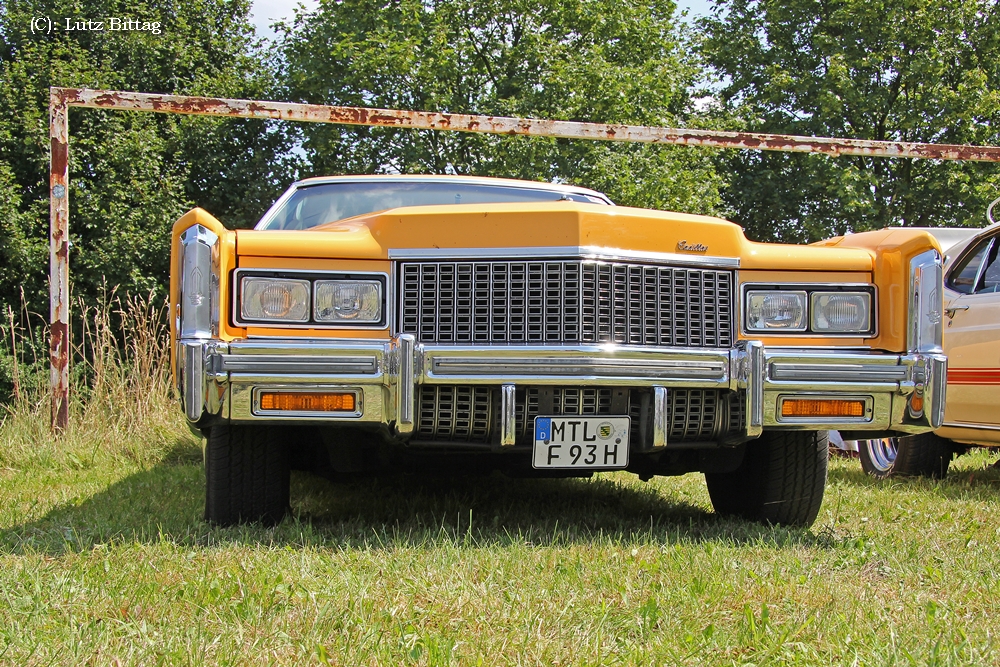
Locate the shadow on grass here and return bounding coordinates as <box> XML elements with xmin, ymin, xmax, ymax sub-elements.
<box><xmin>828</xmin><ymin>452</ymin><xmax>1000</xmax><ymax>505</ymax></box>
<box><xmin>2</xmin><ymin>439</ymin><xmax>838</xmax><ymax>555</ymax></box>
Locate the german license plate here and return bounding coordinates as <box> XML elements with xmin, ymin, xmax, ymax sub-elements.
<box><xmin>532</xmin><ymin>416</ymin><xmax>630</xmax><ymax>469</ymax></box>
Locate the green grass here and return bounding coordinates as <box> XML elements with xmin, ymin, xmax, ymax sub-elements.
<box><xmin>2</xmin><ymin>403</ymin><xmax>1000</xmax><ymax>665</ymax></box>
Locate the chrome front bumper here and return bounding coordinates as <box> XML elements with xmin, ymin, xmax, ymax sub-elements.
<box><xmin>178</xmin><ymin>335</ymin><xmax>946</xmax><ymax>442</ymax></box>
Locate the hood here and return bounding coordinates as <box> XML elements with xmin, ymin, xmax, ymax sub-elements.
<box><xmin>234</xmin><ymin>201</ymin><xmax>875</xmax><ymax>272</ymax></box>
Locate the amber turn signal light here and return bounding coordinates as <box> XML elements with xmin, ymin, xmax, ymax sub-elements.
<box><xmin>781</xmin><ymin>398</ymin><xmax>865</xmax><ymax>418</ymax></box>
<box><xmin>259</xmin><ymin>391</ymin><xmax>356</xmax><ymax>412</ymax></box>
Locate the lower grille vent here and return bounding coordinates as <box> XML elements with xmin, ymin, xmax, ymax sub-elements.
<box><xmin>413</xmin><ymin>386</ymin><xmax>744</xmax><ymax>446</ymax></box>
<box><xmin>417</xmin><ymin>386</ymin><xmax>492</xmax><ymax>441</ymax></box>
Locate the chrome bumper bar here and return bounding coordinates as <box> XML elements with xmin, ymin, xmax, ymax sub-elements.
<box><xmin>178</xmin><ymin>336</ymin><xmax>945</xmax><ymax>439</ymax></box>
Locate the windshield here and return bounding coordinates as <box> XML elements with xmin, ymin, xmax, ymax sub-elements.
<box><xmin>257</xmin><ymin>181</ymin><xmax>611</xmax><ymax>230</ymax></box>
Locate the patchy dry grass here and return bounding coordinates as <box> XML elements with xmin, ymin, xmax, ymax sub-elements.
<box><xmin>3</xmin><ymin>426</ymin><xmax>1000</xmax><ymax>665</ymax></box>
<box><xmin>2</xmin><ymin>303</ymin><xmax>1000</xmax><ymax>664</ymax></box>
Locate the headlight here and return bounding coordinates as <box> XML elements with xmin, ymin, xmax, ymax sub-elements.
<box><xmin>810</xmin><ymin>292</ymin><xmax>871</xmax><ymax>333</ymax></box>
<box><xmin>314</xmin><ymin>280</ymin><xmax>382</xmax><ymax>323</ymax></box>
<box><xmin>241</xmin><ymin>277</ymin><xmax>310</xmax><ymax>322</ymax></box>
<box><xmin>745</xmin><ymin>291</ymin><xmax>807</xmax><ymax>331</ymax></box>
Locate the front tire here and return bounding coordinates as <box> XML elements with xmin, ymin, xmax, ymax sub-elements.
<box><xmin>890</xmin><ymin>432</ymin><xmax>952</xmax><ymax>479</ymax></box>
<box><xmin>859</xmin><ymin>437</ymin><xmax>898</xmax><ymax>479</ymax></box>
<box><xmin>205</xmin><ymin>424</ymin><xmax>290</xmax><ymax>526</ymax></box>
<box><xmin>705</xmin><ymin>431</ymin><xmax>828</xmax><ymax>528</ymax></box>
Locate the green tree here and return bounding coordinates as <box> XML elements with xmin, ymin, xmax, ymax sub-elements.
<box><xmin>701</xmin><ymin>0</ymin><xmax>1000</xmax><ymax>242</ymax></box>
<box><xmin>0</xmin><ymin>0</ymin><xmax>296</xmax><ymax>317</ymax></box>
<box><xmin>279</xmin><ymin>0</ymin><xmax>723</xmax><ymax>212</ymax></box>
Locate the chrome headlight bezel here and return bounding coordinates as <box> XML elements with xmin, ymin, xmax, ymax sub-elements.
<box><xmin>742</xmin><ymin>283</ymin><xmax>877</xmax><ymax>336</ymax></box>
<box><xmin>233</xmin><ymin>269</ymin><xmax>388</xmax><ymax>328</ymax></box>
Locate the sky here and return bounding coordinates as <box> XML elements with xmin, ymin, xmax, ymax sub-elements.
<box><xmin>249</xmin><ymin>0</ymin><xmax>716</xmax><ymax>41</ymax></box>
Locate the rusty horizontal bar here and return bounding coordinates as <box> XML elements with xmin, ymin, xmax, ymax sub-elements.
<box><xmin>47</xmin><ymin>84</ymin><xmax>1000</xmax><ymax>431</ymax></box>
<box><xmin>54</xmin><ymin>87</ymin><xmax>1000</xmax><ymax>162</ymax></box>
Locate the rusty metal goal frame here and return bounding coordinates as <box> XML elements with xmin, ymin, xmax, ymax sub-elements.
<box><xmin>48</xmin><ymin>86</ymin><xmax>1000</xmax><ymax>429</ymax></box>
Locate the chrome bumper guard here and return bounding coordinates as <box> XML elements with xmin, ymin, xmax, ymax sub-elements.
<box><xmin>178</xmin><ymin>335</ymin><xmax>946</xmax><ymax>441</ymax></box>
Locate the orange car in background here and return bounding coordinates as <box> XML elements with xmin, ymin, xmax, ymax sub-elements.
<box><xmin>852</xmin><ymin>207</ymin><xmax>1000</xmax><ymax>479</ymax></box>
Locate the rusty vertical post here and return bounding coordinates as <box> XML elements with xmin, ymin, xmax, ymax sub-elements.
<box><xmin>49</xmin><ymin>88</ymin><xmax>70</xmax><ymax>431</ymax></box>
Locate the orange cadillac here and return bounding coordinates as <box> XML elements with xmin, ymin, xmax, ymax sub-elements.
<box><xmin>170</xmin><ymin>175</ymin><xmax>947</xmax><ymax>527</ymax></box>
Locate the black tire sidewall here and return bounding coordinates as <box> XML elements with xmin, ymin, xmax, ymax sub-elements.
<box><xmin>706</xmin><ymin>430</ymin><xmax>828</xmax><ymax>528</ymax></box>
<box><xmin>204</xmin><ymin>424</ymin><xmax>290</xmax><ymax>526</ymax></box>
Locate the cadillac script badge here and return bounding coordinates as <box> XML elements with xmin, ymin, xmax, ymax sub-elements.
<box><xmin>676</xmin><ymin>240</ymin><xmax>709</xmax><ymax>252</ymax></box>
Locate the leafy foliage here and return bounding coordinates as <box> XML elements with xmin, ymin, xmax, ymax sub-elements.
<box><xmin>0</xmin><ymin>0</ymin><xmax>296</xmax><ymax>315</ymax></box>
<box><xmin>5</xmin><ymin>0</ymin><xmax>999</xmax><ymax>328</ymax></box>
<box><xmin>702</xmin><ymin>0</ymin><xmax>1000</xmax><ymax>242</ymax></box>
<box><xmin>279</xmin><ymin>0</ymin><xmax>724</xmax><ymax>213</ymax></box>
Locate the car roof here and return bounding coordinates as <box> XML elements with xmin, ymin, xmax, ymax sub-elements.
<box><xmin>291</xmin><ymin>174</ymin><xmax>613</xmax><ymax>203</ymax></box>
<box><xmin>902</xmin><ymin>227</ymin><xmax>982</xmax><ymax>253</ymax></box>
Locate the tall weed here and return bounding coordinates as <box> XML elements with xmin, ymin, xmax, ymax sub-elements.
<box><xmin>0</xmin><ymin>290</ymin><xmax>194</xmax><ymax>471</ymax></box>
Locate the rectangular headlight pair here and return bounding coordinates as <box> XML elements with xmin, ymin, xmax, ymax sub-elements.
<box><xmin>239</xmin><ymin>274</ymin><xmax>384</xmax><ymax>325</ymax></box>
<box><xmin>745</xmin><ymin>289</ymin><xmax>872</xmax><ymax>334</ymax></box>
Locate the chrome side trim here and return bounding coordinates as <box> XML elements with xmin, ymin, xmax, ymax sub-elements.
<box><xmin>652</xmin><ymin>386</ymin><xmax>668</xmax><ymax>450</ymax></box>
<box><xmin>942</xmin><ymin>420</ymin><xmax>1000</xmax><ymax>432</ymax></box>
<box><xmin>218</xmin><ymin>354</ymin><xmax>378</xmax><ymax>375</ymax></box>
<box><xmin>389</xmin><ymin>245</ymin><xmax>740</xmax><ymax>269</ymax></box>
<box><xmin>500</xmin><ymin>384</ymin><xmax>517</xmax><ymax>446</ymax></box>
<box><xmin>927</xmin><ymin>354</ymin><xmax>947</xmax><ymax>429</ymax></box>
<box><xmin>227</xmin><ymin>339</ymin><xmax>387</xmax><ymax>355</ymax></box>
<box><xmin>768</xmin><ymin>363</ymin><xmax>908</xmax><ymax>383</ymax></box>
<box><xmin>182</xmin><ymin>341</ymin><xmax>206</xmax><ymax>422</ymax></box>
<box><xmin>396</xmin><ymin>334</ymin><xmax>415</xmax><ymax>432</ymax></box>
<box><xmin>747</xmin><ymin>342</ymin><xmax>764</xmax><ymax>436</ymax></box>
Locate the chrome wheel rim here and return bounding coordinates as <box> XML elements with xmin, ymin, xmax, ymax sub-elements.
<box><xmin>863</xmin><ymin>438</ymin><xmax>898</xmax><ymax>473</ymax></box>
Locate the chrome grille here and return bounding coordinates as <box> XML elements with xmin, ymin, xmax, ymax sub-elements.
<box><xmin>399</xmin><ymin>260</ymin><xmax>733</xmax><ymax>347</ymax></box>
